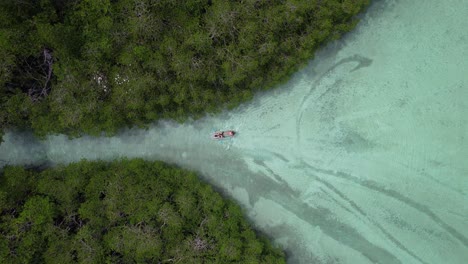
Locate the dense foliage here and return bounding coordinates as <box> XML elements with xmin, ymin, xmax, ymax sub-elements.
<box><xmin>0</xmin><ymin>159</ymin><xmax>285</xmax><ymax>263</ymax></box>
<box><xmin>0</xmin><ymin>0</ymin><xmax>369</xmax><ymax>141</ymax></box>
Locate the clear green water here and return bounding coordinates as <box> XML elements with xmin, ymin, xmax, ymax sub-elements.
<box><xmin>1</xmin><ymin>0</ymin><xmax>467</xmax><ymax>263</ymax></box>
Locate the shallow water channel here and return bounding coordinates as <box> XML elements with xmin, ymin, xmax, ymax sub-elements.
<box><xmin>1</xmin><ymin>0</ymin><xmax>467</xmax><ymax>263</ymax></box>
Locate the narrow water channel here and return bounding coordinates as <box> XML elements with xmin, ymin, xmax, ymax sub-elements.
<box><xmin>1</xmin><ymin>0</ymin><xmax>467</xmax><ymax>263</ymax></box>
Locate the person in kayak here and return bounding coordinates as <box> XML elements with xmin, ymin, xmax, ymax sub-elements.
<box><xmin>214</xmin><ymin>132</ymin><xmax>224</xmax><ymax>139</ymax></box>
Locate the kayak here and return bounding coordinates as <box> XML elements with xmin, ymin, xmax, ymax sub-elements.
<box><xmin>212</xmin><ymin>130</ymin><xmax>235</xmax><ymax>139</ymax></box>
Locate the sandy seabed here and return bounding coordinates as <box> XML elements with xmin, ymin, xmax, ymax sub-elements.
<box><xmin>1</xmin><ymin>0</ymin><xmax>467</xmax><ymax>263</ymax></box>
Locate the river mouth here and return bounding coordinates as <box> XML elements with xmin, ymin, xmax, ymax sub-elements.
<box><xmin>1</xmin><ymin>0</ymin><xmax>468</xmax><ymax>263</ymax></box>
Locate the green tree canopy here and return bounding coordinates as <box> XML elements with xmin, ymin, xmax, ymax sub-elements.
<box><xmin>0</xmin><ymin>159</ymin><xmax>286</xmax><ymax>263</ymax></box>
<box><xmin>0</xmin><ymin>0</ymin><xmax>369</xmax><ymax>141</ymax></box>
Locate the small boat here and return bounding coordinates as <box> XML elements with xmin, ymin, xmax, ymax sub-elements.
<box><xmin>212</xmin><ymin>130</ymin><xmax>235</xmax><ymax>139</ymax></box>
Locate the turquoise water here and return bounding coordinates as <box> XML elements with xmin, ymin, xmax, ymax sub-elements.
<box><xmin>1</xmin><ymin>0</ymin><xmax>467</xmax><ymax>263</ymax></box>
